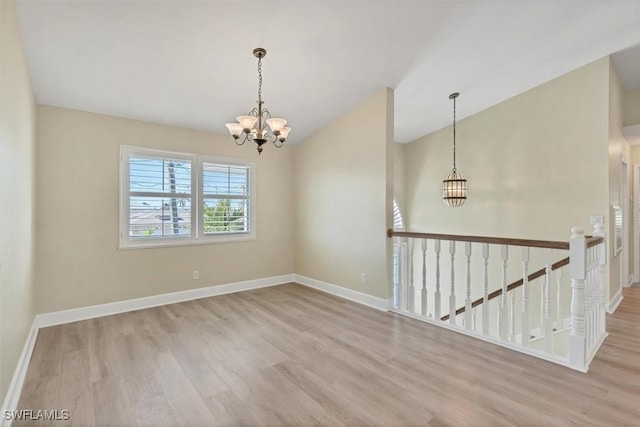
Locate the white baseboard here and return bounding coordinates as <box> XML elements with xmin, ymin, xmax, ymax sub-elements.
<box><xmin>606</xmin><ymin>288</ymin><xmax>624</xmax><ymax>313</ymax></box>
<box><xmin>1</xmin><ymin>319</ymin><xmax>39</xmax><ymax>427</ymax></box>
<box><xmin>36</xmin><ymin>274</ymin><xmax>294</xmax><ymax>328</ymax></box>
<box><xmin>294</xmin><ymin>274</ymin><xmax>392</xmax><ymax>311</ymax></box>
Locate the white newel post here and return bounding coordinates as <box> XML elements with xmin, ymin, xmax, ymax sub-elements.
<box><xmin>465</xmin><ymin>242</ymin><xmax>472</xmax><ymax>330</ymax></box>
<box><xmin>570</xmin><ymin>226</ymin><xmax>587</xmax><ymax>370</ymax></box>
<box><xmin>421</xmin><ymin>239</ymin><xmax>428</xmax><ymax>317</ymax></box>
<box><xmin>499</xmin><ymin>245</ymin><xmax>509</xmax><ymax>340</ymax></box>
<box><xmin>594</xmin><ymin>222</ymin><xmax>606</xmax><ymax>341</ymax></box>
<box><xmin>449</xmin><ymin>241</ymin><xmax>456</xmax><ymax>325</ymax></box>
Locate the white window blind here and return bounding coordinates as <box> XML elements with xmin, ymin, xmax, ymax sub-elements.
<box><xmin>202</xmin><ymin>163</ymin><xmax>251</xmax><ymax>235</ymax></box>
<box><xmin>128</xmin><ymin>154</ymin><xmax>192</xmax><ymax>240</ymax></box>
<box><xmin>120</xmin><ymin>146</ymin><xmax>255</xmax><ymax>249</ymax></box>
<box><xmin>393</xmin><ymin>199</ymin><xmax>404</xmax><ymax>231</ymax></box>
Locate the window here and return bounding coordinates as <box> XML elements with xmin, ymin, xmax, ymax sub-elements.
<box><xmin>201</xmin><ymin>161</ymin><xmax>250</xmax><ymax>236</ymax></box>
<box><xmin>393</xmin><ymin>199</ymin><xmax>404</xmax><ymax>231</ymax></box>
<box><xmin>120</xmin><ymin>146</ymin><xmax>255</xmax><ymax>249</ymax></box>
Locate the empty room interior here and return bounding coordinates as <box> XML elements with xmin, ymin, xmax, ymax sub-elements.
<box><xmin>2</xmin><ymin>1</ymin><xmax>640</xmax><ymax>426</ymax></box>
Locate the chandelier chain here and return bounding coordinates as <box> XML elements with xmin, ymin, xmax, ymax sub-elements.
<box><xmin>257</xmin><ymin>56</ymin><xmax>263</xmax><ymax>102</ymax></box>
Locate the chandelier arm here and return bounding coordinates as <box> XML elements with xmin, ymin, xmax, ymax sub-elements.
<box><xmin>273</xmin><ymin>139</ymin><xmax>284</xmax><ymax>148</ymax></box>
<box><xmin>233</xmin><ymin>133</ymin><xmax>251</xmax><ymax>146</ymax></box>
<box><xmin>264</xmin><ymin>132</ymin><xmax>277</xmax><ymax>144</ymax></box>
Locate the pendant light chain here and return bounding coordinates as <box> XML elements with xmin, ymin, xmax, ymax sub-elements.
<box><xmin>452</xmin><ymin>94</ymin><xmax>457</xmax><ymax>172</ymax></box>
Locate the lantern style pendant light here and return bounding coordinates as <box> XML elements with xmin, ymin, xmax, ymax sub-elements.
<box><xmin>225</xmin><ymin>48</ymin><xmax>291</xmax><ymax>155</ymax></box>
<box><xmin>442</xmin><ymin>92</ymin><xmax>467</xmax><ymax>207</ymax></box>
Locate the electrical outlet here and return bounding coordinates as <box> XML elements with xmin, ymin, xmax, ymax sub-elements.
<box><xmin>193</xmin><ymin>270</ymin><xmax>199</xmax><ymax>280</ymax></box>
<box><xmin>361</xmin><ymin>273</ymin><xmax>366</xmax><ymax>285</ymax></box>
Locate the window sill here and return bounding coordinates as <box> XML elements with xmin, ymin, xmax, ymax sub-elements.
<box><xmin>119</xmin><ymin>234</ymin><xmax>256</xmax><ymax>250</ymax></box>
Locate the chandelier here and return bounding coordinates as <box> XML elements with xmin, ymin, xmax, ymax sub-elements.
<box><xmin>225</xmin><ymin>48</ymin><xmax>291</xmax><ymax>155</ymax></box>
<box><xmin>442</xmin><ymin>92</ymin><xmax>467</xmax><ymax>207</ymax></box>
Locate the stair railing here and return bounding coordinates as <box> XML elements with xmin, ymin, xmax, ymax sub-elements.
<box><xmin>387</xmin><ymin>221</ymin><xmax>606</xmax><ymax>372</ymax></box>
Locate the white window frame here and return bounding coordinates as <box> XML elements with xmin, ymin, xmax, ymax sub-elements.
<box><xmin>119</xmin><ymin>146</ymin><xmax>256</xmax><ymax>249</ymax></box>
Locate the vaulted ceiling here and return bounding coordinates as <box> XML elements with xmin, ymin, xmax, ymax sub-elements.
<box><xmin>15</xmin><ymin>1</ymin><xmax>640</xmax><ymax>144</ymax></box>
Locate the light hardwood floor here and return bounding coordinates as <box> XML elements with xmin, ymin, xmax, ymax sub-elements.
<box><xmin>15</xmin><ymin>284</ymin><xmax>640</xmax><ymax>426</ymax></box>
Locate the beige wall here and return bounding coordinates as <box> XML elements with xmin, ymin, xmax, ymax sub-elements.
<box><xmin>608</xmin><ymin>59</ymin><xmax>631</xmax><ymax>297</ymax></box>
<box><xmin>627</xmin><ymin>89</ymin><xmax>640</xmax><ymax>284</ymax></box>
<box><xmin>631</xmin><ymin>146</ymin><xmax>640</xmax><ymax>284</ymax></box>
<box><xmin>0</xmin><ymin>0</ymin><xmax>37</xmax><ymax>401</ymax></box>
<box><xmin>394</xmin><ymin>142</ymin><xmax>406</xmax><ymax>226</ymax></box>
<box><xmin>623</xmin><ymin>87</ymin><xmax>640</xmax><ymax>126</ymax></box>
<box><xmin>405</xmin><ymin>57</ymin><xmax>610</xmax><ymax>242</ymax></box>
<box><xmin>35</xmin><ymin>106</ymin><xmax>295</xmax><ymax>313</ymax></box>
<box><xmin>294</xmin><ymin>88</ymin><xmax>394</xmax><ymax>300</ymax></box>
<box><xmin>631</xmin><ymin>146</ymin><xmax>640</xmax><ymax>165</ymax></box>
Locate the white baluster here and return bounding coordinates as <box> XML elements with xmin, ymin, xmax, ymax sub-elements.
<box><xmin>521</xmin><ymin>247</ymin><xmax>530</xmax><ymax>347</ymax></box>
<box><xmin>449</xmin><ymin>241</ymin><xmax>456</xmax><ymax>325</ymax></box>
<box><xmin>543</xmin><ymin>249</ymin><xmax>553</xmax><ymax>354</ymax></box>
<box><xmin>482</xmin><ymin>243</ymin><xmax>490</xmax><ymax>335</ymax></box>
<box><xmin>403</xmin><ymin>240</ymin><xmax>409</xmax><ymax>311</ymax></box>
<box><xmin>395</xmin><ymin>238</ymin><xmax>403</xmax><ymax>310</ymax></box>
<box><xmin>465</xmin><ymin>242</ymin><xmax>472</xmax><ymax>330</ymax></box>
<box><xmin>421</xmin><ymin>239</ymin><xmax>428</xmax><ymax>317</ymax></box>
<box><xmin>499</xmin><ymin>245</ymin><xmax>509</xmax><ymax>340</ymax></box>
<box><xmin>556</xmin><ymin>267</ymin><xmax>562</xmax><ymax>324</ymax></box>
<box><xmin>434</xmin><ymin>240</ymin><xmax>441</xmax><ymax>320</ymax></box>
<box><xmin>407</xmin><ymin>238</ymin><xmax>415</xmax><ymax>313</ymax></box>
<box><xmin>510</xmin><ymin>290</ymin><xmax>516</xmax><ymax>342</ymax></box>
<box><xmin>472</xmin><ymin>306</ymin><xmax>477</xmax><ymax>330</ymax></box>
<box><xmin>570</xmin><ymin>226</ymin><xmax>586</xmax><ymax>370</ymax></box>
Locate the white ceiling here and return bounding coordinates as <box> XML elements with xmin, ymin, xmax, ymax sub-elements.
<box><xmin>15</xmin><ymin>1</ymin><xmax>640</xmax><ymax>144</ymax></box>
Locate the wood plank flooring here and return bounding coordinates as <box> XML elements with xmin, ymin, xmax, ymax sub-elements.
<box><xmin>14</xmin><ymin>284</ymin><xmax>640</xmax><ymax>426</ymax></box>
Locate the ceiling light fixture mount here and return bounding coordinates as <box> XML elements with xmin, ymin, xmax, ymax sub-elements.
<box><xmin>225</xmin><ymin>48</ymin><xmax>291</xmax><ymax>155</ymax></box>
<box><xmin>442</xmin><ymin>92</ymin><xmax>467</xmax><ymax>207</ymax></box>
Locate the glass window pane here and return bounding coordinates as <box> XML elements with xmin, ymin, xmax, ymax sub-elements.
<box><xmin>203</xmin><ymin>198</ymin><xmax>249</xmax><ymax>234</ymax></box>
<box><xmin>130</xmin><ymin>156</ymin><xmax>191</xmax><ymax>194</ymax></box>
<box><xmin>203</xmin><ymin>163</ymin><xmax>249</xmax><ymax>196</ymax></box>
<box><xmin>129</xmin><ymin>196</ymin><xmax>191</xmax><ymax>238</ymax></box>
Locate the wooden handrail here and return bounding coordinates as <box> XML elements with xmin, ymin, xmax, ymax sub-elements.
<box><xmin>388</xmin><ymin>230</ymin><xmax>603</xmax><ymax>251</ymax></box>
<box><xmin>387</xmin><ymin>229</ymin><xmax>569</xmax><ymax>250</ymax></box>
<box><xmin>387</xmin><ymin>228</ymin><xmax>604</xmax><ymax>321</ymax></box>
<box><xmin>586</xmin><ymin>236</ymin><xmax>604</xmax><ymax>248</ymax></box>
<box><xmin>441</xmin><ymin>256</ymin><xmax>570</xmax><ymax>321</ymax></box>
